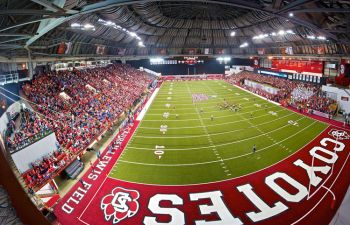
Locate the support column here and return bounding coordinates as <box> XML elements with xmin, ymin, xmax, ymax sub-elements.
<box><xmin>26</xmin><ymin>47</ymin><xmax>33</xmax><ymax>80</ymax></box>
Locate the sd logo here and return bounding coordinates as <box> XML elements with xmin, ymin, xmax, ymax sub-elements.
<box><xmin>101</xmin><ymin>187</ymin><xmax>140</xmax><ymax>224</ymax></box>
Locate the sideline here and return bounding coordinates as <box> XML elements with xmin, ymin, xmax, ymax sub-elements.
<box><xmin>232</xmin><ymin>83</ymin><xmax>281</xmax><ymax>106</ymax></box>
<box><xmin>137</xmin><ymin>87</ymin><xmax>159</xmax><ymax>121</ymax></box>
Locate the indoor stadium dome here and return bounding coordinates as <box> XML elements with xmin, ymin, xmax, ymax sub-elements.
<box><xmin>0</xmin><ymin>0</ymin><xmax>350</xmax><ymax>224</ymax></box>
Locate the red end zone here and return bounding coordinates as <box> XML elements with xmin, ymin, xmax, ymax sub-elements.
<box><xmin>54</xmin><ymin>125</ymin><xmax>350</xmax><ymax>225</ymax></box>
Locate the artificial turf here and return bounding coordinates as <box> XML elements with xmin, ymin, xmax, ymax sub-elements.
<box><xmin>109</xmin><ymin>80</ymin><xmax>327</xmax><ymax>185</ymax></box>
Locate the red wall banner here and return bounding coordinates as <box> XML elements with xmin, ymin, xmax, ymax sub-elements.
<box><xmin>271</xmin><ymin>59</ymin><xmax>324</xmax><ymax>74</ymax></box>
<box><xmin>339</xmin><ymin>59</ymin><xmax>347</xmax><ymax>77</ymax></box>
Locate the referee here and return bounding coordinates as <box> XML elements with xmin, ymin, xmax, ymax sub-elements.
<box><xmin>252</xmin><ymin>144</ymin><xmax>256</xmax><ymax>153</ymax></box>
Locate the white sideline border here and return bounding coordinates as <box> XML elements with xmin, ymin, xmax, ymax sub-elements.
<box><xmin>232</xmin><ymin>84</ymin><xmax>281</xmax><ymax>106</ymax></box>
<box><xmin>110</xmin><ymin>123</ymin><xmax>330</xmax><ymax>186</ymax></box>
<box><xmin>137</xmin><ymin>87</ymin><xmax>159</xmax><ymax>121</ymax></box>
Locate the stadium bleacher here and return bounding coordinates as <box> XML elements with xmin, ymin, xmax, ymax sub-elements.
<box><xmin>226</xmin><ymin>71</ymin><xmax>338</xmax><ymax>116</ymax></box>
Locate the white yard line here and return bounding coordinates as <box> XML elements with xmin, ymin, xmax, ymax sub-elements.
<box><xmin>204</xmin><ymin>81</ymin><xmax>286</xmax><ymax>152</ymax></box>
<box><xmin>128</xmin><ymin>116</ymin><xmax>305</xmax><ymax>148</ymax></box>
<box><xmin>185</xmin><ymin>82</ymin><xmax>231</xmax><ymax>176</ymax></box>
<box><xmin>118</xmin><ymin>121</ymin><xmax>317</xmax><ymax>166</ymax></box>
<box><xmin>154</xmin><ymin>93</ymin><xmax>248</xmax><ymax>101</ymax></box>
<box><xmin>78</xmin><ymin>176</ymin><xmax>108</xmax><ymax>222</ymax></box>
<box><xmin>147</xmin><ymin>101</ymin><xmax>273</xmax><ymax>115</ymax></box>
<box><xmin>136</xmin><ymin>87</ymin><xmax>160</xmax><ymax>121</ymax></box>
<box><xmin>135</xmin><ymin>113</ymin><xmax>297</xmax><ymax>139</ymax></box>
<box><xmin>231</xmin><ymin>83</ymin><xmax>281</xmax><ymax>106</ymax></box>
<box><xmin>143</xmin><ymin>105</ymin><xmax>280</xmax><ymax>121</ymax></box>
<box><xmin>109</xmin><ymin>123</ymin><xmax>329</xmax><ymax>186</ymax></box>
<box><xmin>109</xmin><ymin>83</ymin><xmax>164</xmax><ymax>172</ymax></box>
<box><xmin>141</xmin><ymin>108</ymin><xmax>288</xmax><ymax>129</ymax></box>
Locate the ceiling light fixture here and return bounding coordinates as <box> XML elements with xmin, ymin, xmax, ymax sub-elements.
<box><xmin>230</xmin><ymin>31</ymin><xmax>236</xmax><ymax>37</ymax></box>
<box><xmin>70</xmin><ymin>23</ymin><xmax>81</xmax><ymax>28</ymax></box>
<box><xmin>150</xmin><ymin>58</ymin><xmax>164</xmax><ymax>63</ymax></box>
<box><xmin>98</xmin><ymin>18</ymin><xmax>145</xmax><ymax>47</ymax></box>
<box><xmin>83</xmin><ymin>24</ymin><xmax>94</xmax><ymax>29</ymax></box>
<box><xmin>216</xmin><ymin>57</ymin><xmax>231</xmax><ymax>61</ymax></box>
<box><xmin>240</xmin><ymin>42</ymin><xmax>248</xmax><ymax>48</ymax></box>
<box><xmin>278</xmin><ymin>30</ymin><xmax>285</xmax><ymax>35</ymax></box>
<box><xmin>138</xmin><ymin>41</ymin><xmax>145</xmax><ymax>47</ymax></box>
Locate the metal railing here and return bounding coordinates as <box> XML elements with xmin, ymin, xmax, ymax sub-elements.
<box><xmin>8</xmin><ymin>129</ymin><xmax>54</xmax><ymax>154</ymax></box>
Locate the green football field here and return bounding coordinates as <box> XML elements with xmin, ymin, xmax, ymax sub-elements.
<box><xmin>109</xmin><ymin>80</ymin><xmax>328</xmax><ymax>185</ymax></box>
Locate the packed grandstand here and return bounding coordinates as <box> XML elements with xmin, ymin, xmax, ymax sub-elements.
<box><xmin>1</xmin><ymin>1</ymin><xmax>350</xmax><ymax>225</ymax></box>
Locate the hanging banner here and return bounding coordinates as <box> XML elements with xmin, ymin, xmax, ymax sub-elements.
<box><xmin>65</xmin><ymin>42</ymin><xmax>72</xmax><ymax>54</ymax></box>
<box><xmin>317</xmin><ymin>46</ymin><xmax>325</xmax><ymax>55</ymax></box>
<box><xmin>57</xmin><ymin>42</ymin><xmax>66</xmax><ymax>54</ymax></box>
<box><xmin>156</xmin><ymin>48</ymin><xmax>167</xmax><ymax>55</ymax></box>
<box><xmin>252</xmin><ymin>57</ymin><xmax>259</xmax><ymax>68</ymax></box>
<box><xmin>187</xmin><ymin>48</ymin><xmax>197</xmax><ymax>55</ymax></box>
<box><xmin>96</xmin><ymin>45</ymin><xmax>106</xmax><ymax>55</ymax></box>
<box><xmin>339</xmin><ymin>59</ymin><xmax>347</xmax><ymax>77</ymax></box>
<box><xmin>257</xmin><ymin>48</ymin><xmax>265</xmax><ymax>55</ymax></box>
<box><xmin>285</xmin><ymin>46</ymin><xmax>293</xmax><ymax>55</ymax></box>
<box><xmin>215</xmin><ymin>48</ymin><xmax>226</xmax><ymax>54</ymax></box>
<box><xmin>117</xmin><ymin>48</ymin><xmax>126</xmax><ymax>55</ymax></box>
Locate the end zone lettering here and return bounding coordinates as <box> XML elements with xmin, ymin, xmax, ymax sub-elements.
<box><xmin>136</xmin><ymin>135</ymin><xmax>346</xmax><ymax>224</ymax></box>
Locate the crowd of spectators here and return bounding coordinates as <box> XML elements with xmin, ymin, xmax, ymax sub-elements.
<box><xmin>226</xmin><ymin>71</ymin><xmax>337</xmax><ymax>114</ymax></box>
<box><xmin>5</xmin><ymin>64</ymin><xmax>154</xmax><ymax>188</ymax></box>
<box><xmin>6</xmin><ymin>109</ymin><xmax>52</xmax><ymax>151</ymax></box>
<box><xmin>21</xmin><ymin>64</ymin><xmax>153</xmax><ymax>153</ymax></box>
<box><xmin>22</xmin><ymin>149</ymin><xmax>68</xmax><ymax>187</ymax></box>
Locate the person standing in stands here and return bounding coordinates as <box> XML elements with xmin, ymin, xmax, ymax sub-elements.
<box><xmin>55</xmin><ymin>141</ymin><xmax>60</xmax><ymax>150</ymax></box>
<box><xmin>108</xmin><ymin>145</ymin><xmax>113</xmax><ymax>154</ymax></box>
<box><xmin>96</xmin><ymin>149</ymin><xmax>101</xmax><ymax>160</ymax></box>
<box><xmin>79</xmin><ymin>178</ymin><xmax>85</xmax><ymax>187</ymax></box>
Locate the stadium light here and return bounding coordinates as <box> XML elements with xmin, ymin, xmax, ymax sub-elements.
<box><xmin>138</xmin><ymin>41</ymin><xmax>145</xmax><ymax>47</ymax></box>
<box><xmin>98</xmin><ymin>18</ymin><xmax>146</xmax><ymax>47</ymax></box>
<box><xmin>83</xmin><ymin>24</ymin><xmax>94</xmax><ymax>29</ymax></box>
<box><xmin>216</xmin><ymin>56</ymin><xmax>231</xmax><ymax>62</ymax></box>
<box><xmin>105</xmin><ymin>21</ymin><xmax>115</xmax><ymax>26</ymax></box>
<box><xmin>70</xmin><ymin>23</ymin><xmax>81</xmax><ymax>28</ymax></box>
<box><xmin>278</xmin><ymin>30</ymin><xmax>285</xmax><ymax>35</ymax></box>
<box><xmin>150</xmin><ymin>58</ymin><xmax>164</xmax><ymax>63</ymax></box>
<box><xmin>317</xmin><ymin>36</ymin><xmax>326</xmax><ymax>40</ymax></box>
<box><xmin>252</xmin><ymin>30</ymin><xmax>294</xmax><ymax>40</ymax></box>
<box><xmin>216</xmin><ymin>57</ymin><xmax>231</xmax><ymax>61</ymax></box>
<box><xmin>230</xmin><ymin>31</ymin><xmax>236</xmax><ymax>37</ymax></box>
<box><xmin>289</xmin><ymin>12</ymin><xmax>294</xmax><ymax>17</ymax></box>
<box><xmin>307</xmin><ymin>35</ymin><xmax>316</xmax><ymax>40</ymax></box>
<box><xmin>240</xmin><ymin>42</ymin><xmax>248</xmax><ymax>48</ymax></box>
<box><xmin>129</xmin><ymin>32</ymin><xmax>137</xmax><ymax>37</ymax></box>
